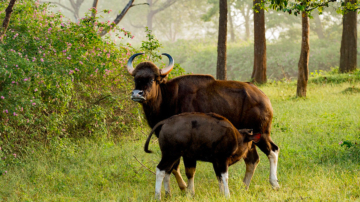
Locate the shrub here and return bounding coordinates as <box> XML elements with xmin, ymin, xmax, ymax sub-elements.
<box><xmin>0</xmin><ymin>0</ymin><xmax>143</xmax><ymax>153</ymax></box>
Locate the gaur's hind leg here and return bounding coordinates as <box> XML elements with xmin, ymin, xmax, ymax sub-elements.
<box><xmin>255</xmin><ymin>133</ymin><xmax>280</xmax><ymax>189</ymax></box>
<box><xmin>243</xmin><ymin>143</ymin><xmax>260</xmax><ymax>190</ymax></box>
<box><xmin>213</xmin><ymin>160</ymin><xmax>230</xmax><ymax>197</ymax></box>
<box><xmin>171</xmin><ymin>159</ymin><xmax>187</xmax><ymax>191</ymax></box>
<box><xmin>183</xmin><ymin>157</ymin><xmax>197</xmax><ymax>196</ymax></box>
<box><xmin>156</xmin><ymin>156</ymin><xmax>180</xmax><ymax>200</ymax></box>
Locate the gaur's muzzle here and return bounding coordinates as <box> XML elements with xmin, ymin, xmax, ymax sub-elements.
<box><xmin>131</xmin><ymin>90</ymin><xmax>146</xmax><ymax>102</ymax></box>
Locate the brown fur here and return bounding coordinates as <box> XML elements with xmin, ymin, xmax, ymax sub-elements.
<box><xmin>130</xmin><ymin>61</ymin><xmax>279</xmax><ymax>189</ymax></box>
<box><xmin>144</xmin><ymin>112</ymin><xmax>259</xmax><ymax>181</ymax></box>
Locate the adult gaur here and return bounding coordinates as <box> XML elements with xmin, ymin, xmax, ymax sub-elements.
<box><xmin>127</xmin><ymin>53</ymin><xmax>280</xmax><ymax>190</ymax></box>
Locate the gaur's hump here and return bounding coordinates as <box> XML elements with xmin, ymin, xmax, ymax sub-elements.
<box><xmin>169</xmin><ymin>74</ymin><xmax>215</xmax><ymax>84</ymax></box>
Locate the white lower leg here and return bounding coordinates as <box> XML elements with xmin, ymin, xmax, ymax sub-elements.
<box><xmin>217</xmin><ymin>176</ymin><xmax>224</xmax><ymax>194</ymax></box>
<box><xmin>172</xmin><ymin>167</ymin><xmax>187</xmax><ymax>190</ymax></box>
<box><xmin>186</xmin><ymin>167</ymin><xmax>196</xmax><ymax>195</ymax></box>
<box><xmin>155</xmin><ymin>168</ymin><xmax>165</xmax><ymax>200</ymax></box>
<box><xmin>243</xmin><ymin>161</ymin><xmax>259</xmax><ymax>190</ymax></box>
<box><xmin>268</xmin><ymin>150</ymin><xmax>280</xmax><ymax>189</ymax></box>
<box><xmin>187</xmin><ymin>177</ymin><xmax>195</xmax><ymax>195</ymax></box>
<box><xmin>221</xmin><ymin>172</ymin><xmax>230</xmax><ymax>197</ymax></box>
<box><xmin>164</xmin><ymin>173</ymin><xmax>171</xmax><ymax>197</ymax></box>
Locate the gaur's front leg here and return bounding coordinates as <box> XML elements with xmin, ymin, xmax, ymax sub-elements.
<box><xmin>255</xmin><ymin>135</ymin><xmax>280</xmax><ymax>190</ymax></box>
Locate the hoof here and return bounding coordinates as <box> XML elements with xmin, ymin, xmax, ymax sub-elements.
<box><xmin>270</xmin><ymin>179</ymin><xmax>280</xmax><ymax>190</ymax></box>
<box><xmin>165</xmin><ymin>191</ymin><xmax>171</xmax><ymax>198</ymax></box>
<box><xmin>179</xmin><ymin>185</ymin><xmax>187</xmax><ymax>191</ymax></box>
<box><xmin>155</xmin><ymin>193</ymin><xmax>161</xmax><ymax>201</ymax></box>
<box><xmin>186</xmin><ymin>191</ymin><xmax>195</xmax><ymax>197</ymax></box>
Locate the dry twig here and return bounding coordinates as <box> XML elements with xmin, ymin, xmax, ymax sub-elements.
<box><xmin>133</xmin><ymin>155</ymin><xmax>156</xmax><ymax>175</ymax></box>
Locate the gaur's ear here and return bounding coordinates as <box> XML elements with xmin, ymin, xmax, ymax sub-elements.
<box><xmin>159</xmin><ymin>74</ymin><xmax>168</xmax><ymax>84</ymax></box>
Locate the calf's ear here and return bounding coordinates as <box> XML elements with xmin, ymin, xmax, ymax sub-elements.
<box><xmin>244</xmin><ymin>133</ymin><xmax>261</xmax><ymax>143</ymax></box>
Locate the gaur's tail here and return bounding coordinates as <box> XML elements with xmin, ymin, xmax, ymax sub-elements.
<box><xmin>144</xmin><ymin>120</ymin><xmax>167</xmax><ymax>153</ymax></box>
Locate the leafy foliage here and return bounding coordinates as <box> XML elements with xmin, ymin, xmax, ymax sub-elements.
<box><xmin>0</xmin><ymin>0</ymin><xmax>142</xmax><ymax>153</ymax></box>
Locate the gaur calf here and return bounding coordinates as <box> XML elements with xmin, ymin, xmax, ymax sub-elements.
<box><xmin>144</xmin><ymin>112</ymin><xmax>261</xmax><ymax>200</ymax></box>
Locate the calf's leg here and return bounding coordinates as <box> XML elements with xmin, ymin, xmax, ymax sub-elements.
<box><xmin>155</xmin><ymin>167</ymin><xmax>165</xmax><ymax>200</ymax></box>
<box><xmin>163</xmin><ymin>172</ymin><xmax>171</xmax><ymax>197</ymax></box>
<box><xmin>243</xmin><ymin>143</ymin><xmax>260</xmax><ymax>190</ymax></box>
<box><xmin>213</xmin><ymin>161</ymin><xmax>230</xmax><ymax>197</ymax></box>
<box><xmin>156</xmin><ymin>156</ymin><xmax>180</xmax><ymax>200</ymax></box>
<box><xmin>171</xmin><ymin>159</ymin><xmax>187</xmax><ymax>191</ymax></box>
<box><xmin>183</xmin><ymin>158</ymin><xmax>197</xmax><ymax>196</ymax></box>
<box><xmin>255</xmin><ymin>134</ymin><xmax>280</xmax><ymax>189</ymax></box>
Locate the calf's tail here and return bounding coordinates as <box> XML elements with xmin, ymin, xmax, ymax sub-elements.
<box><xmin>144</xmin><ymin>120</ymin><xmax>166</xmax><ymax>153</ymax></box>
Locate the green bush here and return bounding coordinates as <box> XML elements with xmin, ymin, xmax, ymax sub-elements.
<box><xmin>0</xmin><ymin>0</ymin><xmax>145</xmax><ymax>153</ymax></box>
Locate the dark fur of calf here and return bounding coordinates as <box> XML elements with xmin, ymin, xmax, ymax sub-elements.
<box><xmin>144</xmin><ymin>112</ymin><xmax>261</xmax><ymax>200</ymax></box>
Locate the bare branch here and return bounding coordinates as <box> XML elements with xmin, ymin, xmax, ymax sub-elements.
<box><xmin>100</xmin><ymin>0</ymin><xmax>135</xmax><ymax>37</ymax></box>
<box><xmin>131</xmin><ymin>3</ymin><xmax>149</xmax><ymax>7</ymax></box>
<box><xmin>133</xmin><ymin>155</ymin><xmax>156</xmax><ymax>175</ymax></box>
<box><xmin>0</xmin><ymin>0</ymin><xmax>17</xmax><ymax>42</ymax></box>
<box><xmin>69</xmin><ymin>0</ymin><xmax>76</xmax><ymax>9</ymax></box>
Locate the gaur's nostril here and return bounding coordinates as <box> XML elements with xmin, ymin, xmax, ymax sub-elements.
<box><xmin>138</xmin><ymin>91</ymin><xmax>144</xmax><ymax>95</ymax></box>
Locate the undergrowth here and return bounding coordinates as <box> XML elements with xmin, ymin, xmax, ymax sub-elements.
<box><xmin>0</xmin><ymin>0</ymin><xmax>184</xmax><ymax>154</ymax></box>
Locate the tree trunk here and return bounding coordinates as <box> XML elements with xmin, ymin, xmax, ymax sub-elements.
<box><xmin>313</xmin><ymin>12</ymin><xmax>325</xmax><ymax>39</ymax></box>
<box><xmin>216</xmin><ymin>0</ymin><xmax>227</xmax><ymax>80</ymax></box>
<box><xmin>91</xmin><ymin>0</ymin><xmax>99</xmax><ymax>19</ymax></box>
<box><xmin>252</xmin><ymin>0</ymin><xmax>266</xmax><ymax>84</ymax></box>
<box><xmin>0</xmin><ymin>0</ymin><xmax>17</xmax><ymax>42</ymax></box>
<box><xmin>240</xmin><ymin>7</ymin><xmax>250</xmax><ymax>41</ymax></box>
<box><xmin>228</xmin><ymin>5</ymin><xmax>235</xmax><ymax>42</ymax></box>
<box><xmin>339</xmin><ymin>0</ymin><xmax>357</xmax><ymax>73</ymax></box>
<box><xmin>245</xmin><ymin>7</ymin><xmax>250</xmax><ymax>41</ymax></box>
<box><xmin>147</xmin><ymin>11</ymin><xmax>154</xmax><ymax>30</ymax></box>
<box><xmin>297</xmin><ymin>12</ymin><xmax>310</xmax><ymax>97</ymax></box>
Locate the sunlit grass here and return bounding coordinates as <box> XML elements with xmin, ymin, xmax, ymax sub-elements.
<box><xmin>0</xmin><ymin>81</ymin><xmax>359</xmax><ymax>201</ymax></box>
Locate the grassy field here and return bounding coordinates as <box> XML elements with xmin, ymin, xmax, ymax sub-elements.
<box><xmin>1</xmin><ymin>81</ymin><xmax>360</xmax><ymax>201</ymax></box>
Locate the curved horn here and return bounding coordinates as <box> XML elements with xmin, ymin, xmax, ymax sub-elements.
<box><xmin>127</xmin><ymin>53</ymin><xmax>144</xmax><ymax>75</ymax></box>
<box><xmin>160</xmin><ymin>53</ymin><xmax>175</xmax><ymax>76</ymax></box>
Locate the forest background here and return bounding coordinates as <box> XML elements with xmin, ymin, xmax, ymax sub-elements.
<box><xmin>47</xmin><ymin>0</ymin><xmax>353</xmax><ymax>81</ymax></box>
<box><xmin>0</xmin><ymin>0</ymin><xmax>359</xmax><ymax>201</ymax></box>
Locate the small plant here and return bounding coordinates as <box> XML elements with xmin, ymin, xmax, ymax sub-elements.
<box><xmin>140</xmin><ymin>27</ymin><xmax>162</xmax><ymax>62</ymax></box>
<box><xmin>140</xmin><ymin>27</ymin><xmax>186</xmax><ymax>79</ymax></box>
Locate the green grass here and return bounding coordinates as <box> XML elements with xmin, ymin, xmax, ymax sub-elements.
<box><xmin>1</xmin><ymin>82</ymin><xmax>360</xmax><ymax>201</ymax></box>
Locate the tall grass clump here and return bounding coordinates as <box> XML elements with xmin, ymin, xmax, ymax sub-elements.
<box><xmin>0</xmin><ymin>0</ymin><xmax>147</xmax><ymax>153</ymax></box>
